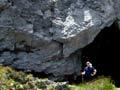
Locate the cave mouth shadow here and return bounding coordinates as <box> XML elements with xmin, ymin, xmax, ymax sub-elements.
<box><xmin>81</xmin><ymin>22</ymin><xmax>120</xmax><ymax>87</ymax></box>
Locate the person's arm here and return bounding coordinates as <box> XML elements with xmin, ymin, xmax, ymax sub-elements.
<box><xmin>91</xmin><ymin>69</ymin><xmax>97</xmax><ymax>76</ymax></box>
<box><xmin>81</xmin><ymin>71</ymin><xmax>85</xmax><ymax>75</ymax></box>
<box><xmin>81</xmin><ymin>68</ymin><xmax>86</xmax><ymax>75</ymax></box>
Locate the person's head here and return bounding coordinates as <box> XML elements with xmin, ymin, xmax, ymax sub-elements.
<box><xmin>86</xmin><ymin>61</ymin><xmax>91</xmax><ymax>67</ymax></box>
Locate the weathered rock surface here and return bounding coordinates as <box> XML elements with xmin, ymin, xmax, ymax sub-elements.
<box><xmin>0</xmin><ymin>0</ymin><xmax>120</xmax><ymax>80</ymax></box>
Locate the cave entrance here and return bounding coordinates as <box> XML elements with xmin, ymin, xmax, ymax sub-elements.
<box><xmin>81</xmin><ymin>22</ymin><xmax>120</xmax><ymax>87</ymax></box>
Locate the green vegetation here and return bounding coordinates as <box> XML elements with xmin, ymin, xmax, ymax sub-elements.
<box><xmin>0</xmin><ymin>65</ymin><xmax>117</xmax><ymax>90</ymax></box>
<box><xmin>0</xmin><ymin>65</ymin><xmax>69</xmax><ymax>90</ymax></box>
<box><xmin>69</xmin><ymin>77</ymin><xmax>116</xmax><ymax>90</ymax></box>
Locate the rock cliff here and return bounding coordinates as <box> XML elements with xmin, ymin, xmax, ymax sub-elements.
<box><xmin>0</xmin><ymin>0</ymin><xmax>120</xmax><ymax>80</ymax></box>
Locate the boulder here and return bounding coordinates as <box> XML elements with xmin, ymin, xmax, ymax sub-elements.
<box><xmin>0</xmin><ymin>0</ymin><xmax>120</xmax><ymax>80</ymax></box>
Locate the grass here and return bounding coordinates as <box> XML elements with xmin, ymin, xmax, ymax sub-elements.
<box><xmin>0</xmin><ymin>65</ymin><xmax>117</xmax><ymax>90</ymax></box>
<box><xmin>69</xmin><ymin>77</ymin><xmax>116</xmax><ymax>90</ymax></box>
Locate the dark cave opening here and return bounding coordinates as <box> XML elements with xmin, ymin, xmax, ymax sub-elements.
<box><xmin>81</xmin><ymin>22</ymin><xmax>120</xmax><ymax>87</ymax></box>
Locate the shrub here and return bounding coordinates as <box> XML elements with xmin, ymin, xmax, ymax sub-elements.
<box><xmin>0</xmin><ymin>65</ymin><xmax>70</xmax><ymax>90</ymax></box>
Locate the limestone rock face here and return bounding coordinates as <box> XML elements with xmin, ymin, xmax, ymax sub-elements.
<box><xmin>0</xmin><ymin>0</ymin><xmax>120</xmax><ymax>80</ymax></box>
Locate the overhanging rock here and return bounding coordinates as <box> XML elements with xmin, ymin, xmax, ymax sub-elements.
<box><xmin>0</xmin><ymin>0</ymin><xmax>120</xmax><ymax>80</ymax></box>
